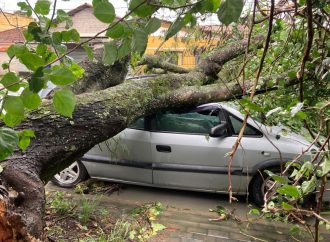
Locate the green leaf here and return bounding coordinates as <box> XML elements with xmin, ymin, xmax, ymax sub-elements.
<box><xmin>165</xmin><ymin>17</ymin><xmax>185</xmax><ymax>40</ymax></box>
<box><xmin>82</xmin><ymin>43</ymin><xmax>94</xmax><ymax>60</ymax></box>
<box><xmin>2</xmin><ymin>63</ymin><xmax>9</xmax><ymax>70</ymax></box>
<box><xmin>217</xmin><ymin>0</ymin><xmax>244</xmax><ymax>25</ymax></box>
<box><xmin>17</xmin><ymin>2</ymin><xmax>32</xmax><ymax>16</ymax></box>
<box><xmin>3</xmin><ymin>113</ymin><xmax>24</xmax><ymax>127</ymax></box>
<box><xmin>103</xmin><ymin>42</ymin><xmax>118</xmax><ymax>65</ymax></box>
<box><xmin>281</xmin><ymin>202</ymin><xmax>294</xmax><ymax>210</ymax></box>
<box><xmin>53</xmin><ymin>89</ymin><xmax>76</xmax><ymax>118</ymax></box>
<box><xmin>19</xmin><ymin>52</ymin><xmax>44</xmax><ymax>71</ymax></box>
<box><xmin>62</xmin><ymin>29</ymin><xmax>80</xmax><ymax>42</ymax></box>
<box><xmin>301</xmin><ymin>176</ymin><xmax>317</xmax><ymax>194</ymax></box>
<box><xmin>48</xmin><ymin>66</ymin><xmax>77</xmax><ymax>86</ymax></box>
<box><xmin>1</xmin><ymin>72</ymin><xmax>20</xmax><ymax>92</ymax></box>
<box><xmin>194</xmin><ymin>0</ymin><xmax>221</xmax><ymax>13</ymax></box>
<box><xmin>249</xmin><ymin>208</ymin><xmax>260</xmax><ymax>215</ymax></box>
<box><xmin>18</xmin><ymin>129</ymin><xmax>35</xmax><ymax>151</ymax></box>
<box><xmin>106</xmin><ymin>23</ymin><xmax>126</xmax><ymax>39</ymax></box>
<box><xmin>52</xmin><ymin>32</ymin><xmax>62</xmax><ymax>45</ymax></box>
<box><xmin>35</xmin><ymin>0</ymin><xmax>51</xmax><ymax>15</ymax></box>
<box><xmin>321</xmin><ymin>157</ymin><xmax>330</xmax><ymax>176</ymax></box>
<box><xmin>277</xmin><ymin>185</ymin><xmax>300</xmax><ymax>199</ymax></box>
<box><xmin>151</xmin><ymin>223</ymin><xmax>166</xmax><ymax>232</ymax></box>
<box><xmin>132</xmin><ymin>29</ymin><xmax>148</xmax><ymax>54</ymax></box>
<box><xmin>146</xmin><ymin>18</ymin><xmax>161</xmax><ymax>34</ymax></box>
<box><xmin>118</xmin><ymin>38</ymin><xmax>131</xmax><ymax>59</ymax></box>
<box><xmin>20</xmin><ymin>87</ymin><xmax>42</xmax><ymax>110</ymax></box>
<box><xmin>0</xmin><ymin>128</ymin><xmax>18</xmax><ymax>160</ymax></box>
<box><xmin>36</xmin><ymin>43</ymin><xmax>48</xmax><ymax>56</ymax></box>
<box><xmin>68</xmin><ymin>63</ymin><xmax>85</xmax><ymax>79</ymax></box>
<box><xmin>56</xmin><ymin>9</ymin><xmax>73</xmax><ymax>29</ymax></box>
<box><xmin>93</xmin><ymin>0</ymin><xmax>116</xmax><ymax>23</ymax></box>
<box><xmin>240</xmin><ymin>98</ymin><xmax>263</xmax><ymax>112</ymax></box>
<box><xmin>6</xmin><ymin>45</ymin><xmax>15</xmax><ymax>58</ymax></box>
<box><xmin>264</xmin><ymin>170</ymin><xmax>289</xmax><ymax>184</ymax></box>
<box><xmin>129</xmin><ymin>0</ymin><xmax>156</xmax><ymax>17</ymax></box>
<box><xmin>4</xmin><ymin>96</ymin><xmax>24</xmax><ymax>116</ymax></box>
<box><xmin>29</xmin><ymin>67</ymin><xmax>45</xmax><ymax>93</ymax></box>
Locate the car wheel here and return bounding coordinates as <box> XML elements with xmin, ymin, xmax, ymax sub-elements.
<box><xmin>250</xmin><ymin>167</ymin><xmax>282</xmax><ymax>207</ymax></box>
<box><xmin>51</xmin><ymin>161</ymin><xmax>88</xmax><ymax>188</ymax></box>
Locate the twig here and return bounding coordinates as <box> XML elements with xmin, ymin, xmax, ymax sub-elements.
<box><xmin>46</xmin><ymin>0</ymin><xmax>57</xmax><ymax>32</ymax></box>
<box><xmin>25</xmin><ymin>0</ymin><xmax>40</xmax><ymax>21</ymax></box>
<box><xmin>297</xmin><ymin>0</ymin><xmax>314</xmax><ymax>103</ymax></box>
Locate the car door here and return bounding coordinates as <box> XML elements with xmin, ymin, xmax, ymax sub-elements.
<box><xmin>150</xmin><ymin>105</ymin><xmax>243</xmax><ymax>192</ymax></box>
<box><xmin>83</xmin><ymin>117</ymin><xmax>153</xmax><ymax>184</ymax></box>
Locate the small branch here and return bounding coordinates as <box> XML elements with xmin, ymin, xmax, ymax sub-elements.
<box><xmin>25</xmin><ymin>0</ymin><xmax>40</xmax><ymax>21</ymax></box>
<box><xmin>297</xmin><ymin>0</ymin><xmax>314</xmax><ymax>102</ymax></box>
<box><xmin>46</xmin><ymin>0</ymin><xmax>57</xmax><ymax>32</ymax></box>
<box><xmin>138</xmin><ymin>55</ymin><xmax>190</xmax><ymax>74</ymax></box>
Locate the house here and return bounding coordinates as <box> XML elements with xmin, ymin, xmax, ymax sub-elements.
<box><xmin>0</xmin><ymin>11</ymin><xmax>32</xmax><ymax>32</ymax></box>
<box><xmin>0</xmin><ymin>12</ymin><xmax>33</xmax><ymax>74</ymax></box>
<box><xmin>53</xmin><ymin>3</ymin><xmax>221</xmax><ymax>69</ymax></box>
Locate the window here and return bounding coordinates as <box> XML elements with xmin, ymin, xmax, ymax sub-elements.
<box><xmin>129</xmin><ymin>117</ymin><xmax>145</xmax><ymax>130</ymax></box>
<box><xmin>154</xmin><ymin>110</ymin><xmax>219</xmax><ymax>134</ymax></box>
<box><xmin>228</xmin><ymin>114</ymin><xmax>261</xmax><ymax>136</ymax></box>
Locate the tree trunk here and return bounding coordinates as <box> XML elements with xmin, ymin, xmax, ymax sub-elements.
<box><xmin>0</xmin><ymin>36</ymin><xmax>298</xmax><ymax>240</ymax></box>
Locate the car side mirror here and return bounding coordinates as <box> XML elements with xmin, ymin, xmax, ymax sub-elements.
<box><xmin>210</xmin><ymin>122</ymin><xmax>228</xmax><ymax>138</ymax></box>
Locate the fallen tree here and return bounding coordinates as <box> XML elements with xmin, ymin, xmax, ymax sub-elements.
<box><xmin>0</xmin><ymin>38</ymin><xmax>300</xmax><ymax>240</ymax></box>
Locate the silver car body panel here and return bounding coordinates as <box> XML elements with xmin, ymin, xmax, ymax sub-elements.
<box><xmin>81</xmin><ymin>103</ymin><xmax>320</xmax><ymax>196</ymax></box>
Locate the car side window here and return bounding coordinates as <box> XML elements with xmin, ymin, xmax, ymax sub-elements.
<box><xmin>129</xmin><ymin>117</ymin><xmax>145</xmax><ymax>130</ymax></box>
<box><xmin>228</xmin><ymin>114</ymin><xmax>261</xmax><ymax>136</ymax></box>
<box><xmin>154</xmin><ymin>110</ymin><xmax>219</xmax><ymax>134</ymax></box>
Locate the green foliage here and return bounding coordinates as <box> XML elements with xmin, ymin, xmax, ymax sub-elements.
<box><xmin>20</xmin><ymin>87</ymin><xmax>42</xmax><ymax>110</ymax></box>
<box><xmin>18</xmin><ymin>129</ymin><xmax>35</xmax><ymax>151</ymax></box>
<box><xmin>1</xmin><ymin>72</ymin><xmax>20</xmax><ymax>92</ymax></box>
<box><xmin>132</xmin><ymin>29</ymin><xmax>148</xmax><ymax>54</ymax></box>
<box><xmin>78</xmin><ymin>196</ymin><xmax>99</xmax><ymax>225</ymax></box>
<box><xmin>217</xmin><ymin>0</ymin><xmax>244</xmax><ymax>25</ymax></box>
<box><xmin>93</xmin><ymin>0</ymin><xmax>116</xmax><ymax>23</ymax></box>
<box><xmin>145</xmin><ymin>18</ymin><xmax>161</xmax><ymax>34</ymax></box>
<box><xmin>53</xmin><ymin>89</ymin><xmax>76</xmax><ymax>118</ymax></box>
<box><xmin>49</xmin><ymin>191</ymin><xmax>73</xmax><ymax>215</ymax></box>
<box><xmin>0</xmin><ymin>128</ymin><xmax>19</xmax><ymax>160</ymax></box>
<box><xmin>103</xmin><ymin>42</ymin><xmax>118</xmax><ymax>65</ymax></box>
<box><xmin>106</xmin><ymin>23</ymin><xmax>126</xmax><ymax>39</ymax></box>
<box><xmin>129</xmin><ymin>0</ymin><xmax>157</xmax><ymax>18</ymax></box>
<box><xmin>48</xmin><ymin>66</ymin><xmax>77</xmax><ymax>86</ymax></box>
<box><xmin>34</xmin><ymin>0</ymin><xmax>51</xmax><ymax>15</ymax></box>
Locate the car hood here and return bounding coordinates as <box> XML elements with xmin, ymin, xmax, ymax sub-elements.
<box><xmin>261</xmin><ymin>125</ymin><xmax>312</xmax><ymax>147</ymax></box>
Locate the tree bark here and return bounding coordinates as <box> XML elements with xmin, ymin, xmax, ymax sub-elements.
<box><xmin>0</xmin><ymin>36</ymin><xmax>298</xmax><ymax>240</ymax></box>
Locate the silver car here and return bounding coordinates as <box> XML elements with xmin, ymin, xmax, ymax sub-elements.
<box><xmin>52</xmin><ymin>103</ymin><xmax>318</xmax><ymax>205</ymax></box>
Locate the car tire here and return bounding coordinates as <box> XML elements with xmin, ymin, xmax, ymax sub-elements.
<box><xmin>250</xmin><ymin>167</ymin><xmax>282</xmax><ymax>207</ymax></box>
<box><xmin>51</xmin><ymin>161</ymin><xmax>88</xmax><ymax>188</ymax></box>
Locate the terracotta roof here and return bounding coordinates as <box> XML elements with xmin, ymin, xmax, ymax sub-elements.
<box><xmin>0</xmin><ymin>27</ymin><xmax>25</xmax><ymax>43</ymax></box>
<box><xmin>67</xmin><ymin>3</ymin><xmax>92</xmax><ymax>16</ymax></box>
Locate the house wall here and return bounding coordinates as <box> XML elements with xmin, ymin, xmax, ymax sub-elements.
<box><xmin>53</xmin><ymin>7</ymin><xmax>109</xmax><ymax>38</ymax></box>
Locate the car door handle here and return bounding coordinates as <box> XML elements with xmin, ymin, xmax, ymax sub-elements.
<box><xmin>156</xmin><ymin>145</ymin><xmax>171</xmax><ymax>153</ymax></box>
<box><xmin>261</xmin><ymin>151</ymin><xmax>271</xmax><ymax>157</ymax></box>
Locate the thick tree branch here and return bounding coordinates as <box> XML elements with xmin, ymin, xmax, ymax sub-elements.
<box><xmin>138</xmin><ymin>55</ymin><xmax>190</xmax><ymax>74</ymax></box>
<box><xmin>196</xmin><ymin>36</ymin><xmax>265</xmax><ymax>79</ymax></box>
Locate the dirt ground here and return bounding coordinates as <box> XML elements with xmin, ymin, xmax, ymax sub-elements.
<box><xmin>45</xmin><ymin>180</ymin><xmax>330</xmax><ymax>242</ymax></box>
